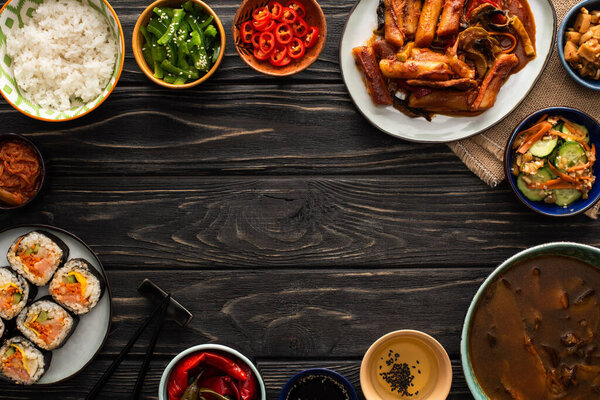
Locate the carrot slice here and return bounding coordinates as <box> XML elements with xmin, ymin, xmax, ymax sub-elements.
<box><xmin>517</xmin><ymin>122</ymin><xmax>553</xmax><ymax>154</ymax></box>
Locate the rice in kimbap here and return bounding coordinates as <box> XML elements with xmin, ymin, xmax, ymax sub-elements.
<box><xmin>0</xmin><ymin>267</ymin><xmax>35</xmax><ymax>320</ymax></box>
<box><xmin>49</xmin><ymin>258</ymin><xmax>105</xmax><ymax>315</ymax></box>
<box><xmin>17</xmin><ymin>298</ymin><xmax>77</xmax><ymax>351</ymax></box>
<box><xmin>0</xmin><ymin>319</ymin><xmax>4</xmax><ymax>339</ymax></box>
<box><xmin>7</xmin><ymin>231</ymin><xmax>68</xmax><ymax>286</ymax></box>
<box><xmin>0</xmin><ymin>336</ymin><xmax>50</xmax><ymax>385</ymax></box>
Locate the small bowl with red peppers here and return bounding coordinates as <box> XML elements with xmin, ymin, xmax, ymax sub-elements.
<box><xmin>232</xmin><ymin>0</ymin><xmax>327</xmax><ymax>76</ymax></box>
<box><xmin>159</xmin><ymin>344</ymin><xmax>266</xmax><ymax>400</ymax></box>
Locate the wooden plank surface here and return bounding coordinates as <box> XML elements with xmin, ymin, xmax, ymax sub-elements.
<box><xmin>0</xmin><ymin>0</ymin><xmax>591</xmax><ymax>398</ymax></box>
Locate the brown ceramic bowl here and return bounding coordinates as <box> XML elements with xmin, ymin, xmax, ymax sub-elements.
<box><xmin>0</xmin><ymin>134</ymin><xmax>45</xmax><ymax>211</ymax></box>
<box><xmin>233</xmin><ymin>0</ymin><xmax>326</xmax><ymax>76</ymax></box>
<box><xmin>132</xmin><ymin>0</ymin><xmax>226</xmax><ymax>89</ymax></box>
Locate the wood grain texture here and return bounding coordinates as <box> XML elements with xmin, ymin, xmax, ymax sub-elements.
<box><xmin>3</xmin><ymin>176</ymin><xmax>600</xmax><ymax>269</ymax></box>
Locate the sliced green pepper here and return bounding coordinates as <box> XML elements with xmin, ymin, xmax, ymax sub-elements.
<box><xmin>203</xmin><ymin>24</ymin><xmax>217</xmax><ymax>38</ymax></box>
<box><xmin>160</xmin><ymin>60</ymin><xmax>199</xmax><ymax>80</ymax></box>
<box><xmin>158</xmin><ymin>9</ymin><xmax>185</xmax><ymax>45</ymax></box>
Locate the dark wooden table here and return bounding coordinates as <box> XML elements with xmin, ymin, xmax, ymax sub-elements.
<box><xmin>0</xmin><ymin>0</ymin><xmax>598</xmax><ymax>398</ymax></box>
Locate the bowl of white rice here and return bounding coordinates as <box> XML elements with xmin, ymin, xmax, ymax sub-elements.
<box><xmin>0</xmin><ymin>0</ymin><xmax>124</xmax><ymax>122</ymax></box>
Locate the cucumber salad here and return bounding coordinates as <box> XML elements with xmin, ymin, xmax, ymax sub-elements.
<box><xmin>511</xmin><ymin>115</ymin><xmax>596</xmax><ymax>207</ymax></box>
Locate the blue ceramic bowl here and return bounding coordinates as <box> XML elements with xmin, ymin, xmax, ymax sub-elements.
<box><xmin>461</xmin><ymin>242</ymin><xmax>600</xmax><ymax>399</ymax></box>
<box><xmin>504</xmin><ymin>107</ymin><xmax>600</xmax><ymax>216</ymax></box>
<box><xmin>557</xmin><ymin>0</ymin><xmax>600</xmax><ymax>90</ymax></box>
<box><xmin>278</xmin><ymin>368</ymin><xmax>359</xmax><ymax>400</ymax></box>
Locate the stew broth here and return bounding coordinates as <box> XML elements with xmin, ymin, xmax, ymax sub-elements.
<box><xmin>469</xmin><ymin>255</ymin><xmax>600</xmax><ymax>399</ymax></box>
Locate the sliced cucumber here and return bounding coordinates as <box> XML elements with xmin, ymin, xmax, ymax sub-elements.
<box><xmin>562</xmin><ymin>122</ymin><xmax>589</xmax><ymax>143</ymax></box>
<box><xmin>554</xmin><ymin>189</ymin><xmax>582</xmax><ymax>206</ymax></box>
<box><xmin>36</xmin><ymin>310</ymin><xmax>49</xmax><ymax>323</ymax></box>
<box><xmin>516</xmin><ymin>168</ymin><xmax>552</xmax><ymax>201</ymax></box>
<box><xmin>554</xmin><ymin>122</ymin><xmax>564</xmax><ymax>132</ymax></box>
<box><xmin>12</xmin><ymin>293</ymin><xmax>21</xmax><ymax>305</ymax></box>
<box><xmin>558</xmin><ymin>142</ymin><xmax>587</xmax><ymax>168</ymax></box>
<box><xmin>530</xmin><ymin>136</ymin><xmax>558</xmax><ymax>157</ymax></box>
<box><xmin>5</xmin><ymin>347</ymin><xmax>15</xmax><ymax>357</ymax></box>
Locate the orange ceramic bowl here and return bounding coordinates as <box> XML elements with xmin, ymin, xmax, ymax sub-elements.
<box><xmin>132</xmin><ymin>0</ymin><xmax>226</xmax><ymax>89</ymax></box>
<box><xmin>233</xmin><ymin>0</ymin><xmax>327</xmax><ymax>76</ymax></box>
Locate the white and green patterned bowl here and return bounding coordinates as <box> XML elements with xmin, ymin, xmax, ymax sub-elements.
<box><xmin>0</xmin><ymin>0</ymin><xmax>125</xmax><ymax>122</ymax></box>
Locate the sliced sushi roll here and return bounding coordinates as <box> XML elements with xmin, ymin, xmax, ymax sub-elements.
<box><xmin>49</xmin><ymin>258</ymin><xmax>105</xmax><ymax>315</ymax></box>
<box><xmin>7</xmin><ymin>230</ymin><xmax>69</xmax><ymax>286</ymax></box>
<box><xmin>0</xmin><ymin>266</ymin><xmax>36</xmax><ymax>320</ymax></box>
<box><xmin>0</xmin><ymin>336</ymin><xmax>51</xmax><ymax>385</ymax></box>
<box><xmin>16</xmin><ymin>297</ymin><xmax>78</xmax><ymax>351</ymax></box>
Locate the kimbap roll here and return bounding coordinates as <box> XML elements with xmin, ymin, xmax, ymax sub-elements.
<box><xmin>0</xmin><ymin>336</ymin><xmax>51</xmax><ymax>385</ymax></box>
<box><xmin>7</xmin><ymin>231</ymin><xmax>69</xmax><ymax>286</ymax></box>
<box><xmin>49</xmin><ymin>258</ymin><xmax>105</xmax><ymax>315</ymax></box>
<box><xmin>0</xmin><ymin>267</ymin><xmax>36</xmax><ymax>320</ymax></box>
<box><xmin>17</xmin><ymin>298</ymin><xmax>78</xmax><ymax>351</ymax></box>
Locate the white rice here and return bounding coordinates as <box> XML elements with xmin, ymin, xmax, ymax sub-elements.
<box><xmin>17</xmin><ymin>300</ymin><xmax>74</xmax><ymax>350</ymax></box>
<box><xmin>0</xmin><ymin>267</ymin><xmax>28</xmax><ymax>320</ymax></box>
<box><xmin>0</xmin><ymin>337</ymin><xmax>46</xmax><ymax>385</ymax></box>
<box><xmin>5</xmin><ymin>0</ymin><xmax>118</xmax><ymax>110</ymax></box>
<box><xmin>49</xmin><ymin>259</ymin><xmax>102</xmax><ymax>315</ymax></box>
<box><xmin>7</xmin><ymin>231</ymin><xmax>65</xmax><ymax>286</ymax></box>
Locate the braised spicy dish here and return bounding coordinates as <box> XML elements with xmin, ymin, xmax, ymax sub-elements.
<box><xmin>511</xmin><ymin>115</ymin><xmax>596</xmax><ymax>207</ymax></box>
<box><xmin>469</xmin><ymin>255</ymin><xmax>600</xmax><ymax>399</ymax></box>
<box><xmin>237</xmin><ymin>1</ymin><xmax>320</xmax><ymax>67</ymax></box>
<box><xmin>0</xmin><ymin>140</ymin><xmax>42</xmax><ymax>207</ymax></box>
<box><xmin>564</xmin><ymin>7</ymin><xmax>600</xmax><ymax>81</ymax></box>
<box><xmin>167</xmin><ymin>351</ymin><xmax>259</xmax><ymax>400</ymax></box>
<box><xmin>353</xmin><ymin>0</ymin><xmax>536</xmax><ymax>119</ymax></box>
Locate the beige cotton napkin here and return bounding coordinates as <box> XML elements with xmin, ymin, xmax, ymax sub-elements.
<box><xmin>447</xmin><ymin>0</ymin><xmax>600</xmax><ymax>218</ymax></box>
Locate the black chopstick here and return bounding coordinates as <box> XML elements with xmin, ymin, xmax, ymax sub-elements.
<box><xmin>131</xmin><ymin>294</ymin><xmax>171</xmax><ymax>399</ymax></box>
<box><xmin>86</xmin><ymin>294</ymin><xmax>171</xmax><ymax>400</ymax></box>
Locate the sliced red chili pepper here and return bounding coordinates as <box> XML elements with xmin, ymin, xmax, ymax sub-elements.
<box><xmin>257</xmin><ymin>19</ymin><xmax>276</xmax><ymax>32</ymax></box>
<box><xmin>269</xmin><ymin>44</ymin><xmax>288</xmax><ymax>66</ymax></box>
<box><xmin>292</xmin><ymin>17</ymin><xmax>308</xmax><ymax>37</ymax></box>
<box><xmin>240</xmin><ymin>21</ymin><xmax>254</xmax><ymax>43</ymax></box>
<box><xmin>466</xmin><ymin>0</ymin><xmax>500</xmax><ymax>18</ymax></box>
<box><xmin>303</xmin><ymin>26</ymin><xmax>319</xmax><ymax>48</ymax></box>
<box><xmin>238</xmin><ymin>362</ymin><xmax>258</xmax><ymax>400</ymax></box>
<box><xmin>286</xmin><ymin>0</ymin><xmax>306</xmax><ymax>18</ymax></box>
<box><xmin>278</xmin><ymin>55</ymin><xmax>291</xmax><ymax>66</ymax></box>
<box><xmin>268</xmin><ymin>1</ymin><xmax>284</xmax><ymax>20</ymax></box>
<box><xmin>252</xmin><ymin>17</ymin><xmax>271</xmax><ymax>31</ymax></box>
<box><xmin>280</xmin><ymin>7</ymin><xmax>297</xmax><ymax>24</ymax></box>
<box><xmin>274</xmin><ymin>22</ymin><xmax>293</xmax><ymax>45</ymax></box>
<box><xmin>254</xmin><ymin>47</ymin><xmax>271</xmax><ymax>60</ymax></box>
<box><xmin>252</xmin><ymin>6</ymin><xmax>270</xmax><ymax>21</ymax></box>
<box><xmin>287</xmin><ymin>37</ymin><xmax>305</xmax><ymax>59</ymax></box>
<box><xmin>259</xmin><ymin>31</ymin><xmax>276</xmax><ymax>54</ymax></box>
<box><xmin>251</xmin><ymin>31</ymin><xmax>261</xmax><ymax>48</ymax></box>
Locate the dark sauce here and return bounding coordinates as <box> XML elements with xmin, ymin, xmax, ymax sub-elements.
<box><xmin>285</xmin><ymin>374</ymin><xmax>350</xmax><ymax>400</ymax></box>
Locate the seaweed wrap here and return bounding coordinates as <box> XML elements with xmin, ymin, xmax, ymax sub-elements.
<box><xmin>49</xmin><ymin>258</ymin><xmax>105</xmax><ymax>315</ymax></box>
<box><xmin>16</xmin><ymin>297</ymin><xmax>78</xmax><ymax>351</ymax></box>
<box><xmin>7</xmin><ymin>230</ymin><xmax>69</xmax><ymax>286</ymax></box>
<box><xmin>0</xmin><ymin>336</ymin><xmax>51</xmax><ymax>385</ymax></box>
<box><xmin>0</xmin><ymin>266</ymin><xmax>36</xmax><ymax>320</ymax></box>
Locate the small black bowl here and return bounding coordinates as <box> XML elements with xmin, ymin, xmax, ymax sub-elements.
<box><xmin>504</xmin><ymin>107</ymin><xmax>600</xmax><ymax>216</ymax></box>
<box><xmin>0</xmin><ymin>133</ymin><xmax>45</xmax><ymax>211</ymax></box>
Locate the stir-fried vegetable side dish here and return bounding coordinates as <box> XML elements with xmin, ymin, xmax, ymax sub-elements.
<box><xmin>237</xmin><ymin>1</ymin><xmax>320</xmax><ymax>67</ymax></box>
<box><xmin>511</xmin><ymin>115</ymin><xmax>596</xmax><ymax>207</ymax></box>
<box><xmin>0</xmin><ymin>141</ymin><xmax>42</xmax><ymax>207</ymax></box>
<box><xmin>140</xmin><ymin>1</ymin><xmax>221</xmax><ymax>84</ymax></box>
<box><xmin>564</xmin><ymin>7</ymin><xmax>600</xmax><ymax>81</ymax></box>
<box><xmin>168</xmin><ymin>351</ymin><xmax>258</xmax><ymax>400</ymax></box>
<box><xmin>353</xmin><ymin>0</ymin><xmax>536</xmax><ymax>119</ymax></box>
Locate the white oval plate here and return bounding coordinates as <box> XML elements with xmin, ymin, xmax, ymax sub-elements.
<box><xmin>339</xmin><ymin>0</ymin><xmax>556</xmax><ymax>143</ymax></box>
<box><xmin>0</xmin><ymin>225</ymin><xmax>112</xmax><ymax>385</ymax></box>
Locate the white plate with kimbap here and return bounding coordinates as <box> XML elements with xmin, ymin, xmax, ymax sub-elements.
<box><xmin>0</xmin><ymin>225</ymin><xmax>111</xmax><ymax>385</ymax></box>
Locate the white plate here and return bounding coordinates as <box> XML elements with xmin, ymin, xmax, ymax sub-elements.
<box><xmin>339</xmin><ymin>0</ymin><xmax>556</xmax><ymax>143</ymax></box>
<box><xmin>0</xmin><ymin>225</ymin><xmax>112</xmax><ymax>385</ymax></box>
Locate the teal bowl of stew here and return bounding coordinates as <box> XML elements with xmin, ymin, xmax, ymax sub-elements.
<box><xmin>504</xmin><ymin>107</ymin><xmax>600</xmax><ymax>216</ymax></box>
<box><xmin>460</xmin><ymin>242</ymin><xmax>600</xmax><ymax>400</ymax></box>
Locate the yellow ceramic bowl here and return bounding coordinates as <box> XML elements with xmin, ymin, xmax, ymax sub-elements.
<box><xmin>361</xmin><ymin>330</ymin><xmax>452</xmax><ymax>400</ymax></box>
<box><xmin>132</xmin><ymin>0</ymin><xmax>226</xmax><ymax>89</ymax></box>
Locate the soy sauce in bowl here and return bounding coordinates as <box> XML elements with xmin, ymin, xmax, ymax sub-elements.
<box><xmin>279</xmin><ymin>368</ymin><xmax>358</xmax><ymax>400</ymax></box>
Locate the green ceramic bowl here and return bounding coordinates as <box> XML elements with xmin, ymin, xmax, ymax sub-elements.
<box><xmin>460</xmin><ymin>242</ymin><xmax>600</xmax><ymax>399</ymax></box>
<box><xmin>0</xmin><ymin>0</ymin><xmax>124</xmax><ymax>122</ymax></box>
